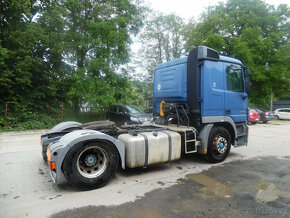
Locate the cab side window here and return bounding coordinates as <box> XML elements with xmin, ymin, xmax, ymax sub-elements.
<box><xmin>226</xmin><ymin>67</ymin><xmax>244</xmax><ymax>92</ymax></box>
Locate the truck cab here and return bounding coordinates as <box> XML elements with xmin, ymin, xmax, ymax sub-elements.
<box><xmin>153</xmin><ymin>46</ymin><xmax>250</xmax><ymax>160</ymax></box>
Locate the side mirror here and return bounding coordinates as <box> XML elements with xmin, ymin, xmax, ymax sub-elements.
<box><xmin>242</xmin><ymin>93</ymin><xmax>248</xmax><ymax>99</ymax></box>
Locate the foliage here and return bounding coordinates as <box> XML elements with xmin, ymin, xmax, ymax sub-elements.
<box><xmin>138</xmin><ymin>13</ymin><xmax>186</xmax><ymax>82</ymax></box>
<box><xmin>0</xmin><ymin>105</ymin><xmax>61</xmax><ymax>131</ymax></box>
<box><xmin>61</xmin><ymin>0</ymin><xmax>145</xmax><ymax>109</ymax></box>
<box><xmin>0</xmin><ymin>0</ymin><xmax>145</xmax><ymax>129</ymax></box>
<box><xmin>1</xmin><ymin>0</ymin><xmax>289</xmax><ymax>130</ymax></box>
<box><xmin>184</xmin><ymin>0</ymin><xmax>290</xmax><ymax>107</ymax></box>
<box><xmin>132</xmin><ymin>13</ymin><xmax>186</xmax><ymax>101</ymax></box>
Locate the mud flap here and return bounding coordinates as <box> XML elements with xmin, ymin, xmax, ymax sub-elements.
<box><xmin>197</xmin><ymin>124</ymin><xmax>214</xmax><ymax>155</ymax></box>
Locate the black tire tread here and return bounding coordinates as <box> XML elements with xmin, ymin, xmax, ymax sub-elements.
<box><xmin>62</xmin><ymin>141</ymin><xmax>119</xmax><ymax>190</ymax></box>
<box><xmin>205</xmin><ymin>126</ymin><xmax>231</xmax><ymax>163</ymax></box>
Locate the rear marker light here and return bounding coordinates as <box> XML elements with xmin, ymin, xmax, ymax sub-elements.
<box><xmin>47</xmin><ymin>149</ymin><xmax>52</xmax><ymax>162</ymax></box>
<box><xmin>49</xmin><ymin>162</ymin><xmax>56</xmax><ymax>170</ymax></box>
<box><xmin>160</xmin><ymin>101</ymin><xmax>165</xmax><ymax>117</ymax></box>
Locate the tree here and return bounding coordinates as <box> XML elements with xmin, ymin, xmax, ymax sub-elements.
<box><xmin>133</xmin><ymin>13</ymin><xmax>186</xmax><ymax>101</ymax></box>
<box><xmin>0</xmin><ymin>0</ymin><xmax>145</xmax><ymax>128</ymax></box>
<box><xmin>57</xmin><ymin>0</ymin><xmax>145</xmax><ymax>110</ymax></box>
<box><xmin>184</xmin><ymin>0</ymin><xmax>290</xmax><ymax>108</ymax></box>
<box><xmin>0</xmin><ymin>0</ymin><xmax>65</xmax><ymax>109</ymax></box>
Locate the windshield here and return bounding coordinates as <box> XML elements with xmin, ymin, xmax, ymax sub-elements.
<box><xmin>124</xmin><ymin>105</ymin><xmax>143</xmax><ymax>114</ymax></box>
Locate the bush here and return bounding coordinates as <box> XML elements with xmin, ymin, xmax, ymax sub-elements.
<box><xmin>0</xmin><ymin>111</ymin><xmax>61</xmax><ymax>131</ymax></box>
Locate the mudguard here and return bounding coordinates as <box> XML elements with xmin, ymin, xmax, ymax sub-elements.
<box><xmin>198</xmin><ymin>116</ymin><xmax>247</xmax><ymax>154</ymax></box>
<box><xmin>41</xmin><ymin>121</ymin><xmax>82</xmax><ymax>146</ymax></box>
<box><xmin>47</xmin><ymin>121</ymin><xmax>82</xmax><ymax>134</ymax></box>
<box><xmin>47</xmin><ymin>129</ymin><xmax>125</xmax><ymax>184</ymax></box>
<box><xmin>40</xmin><ymin>121</ymin><xmax>82</xmax><ymax>158</ymax></box>
<box><xmin>197</xmin><ymin>124</ymin><xmax>214</xmax><ymax>154</ymax></box>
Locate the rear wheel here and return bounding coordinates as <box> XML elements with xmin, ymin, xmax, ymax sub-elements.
<box><xmin>62</xmin><ymin>141</ymin><xmax>119</xmax><ymax>190</ymax></box>
<box><xmin>205</xmin><ymin>126</ymin><xmax>231</xmax><ymax>163</ymax></box>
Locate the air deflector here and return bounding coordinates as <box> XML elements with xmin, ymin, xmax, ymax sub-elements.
<box><xmin>187</xmin><ymin>46</ymin><xmax>219</xmax><ymax>114</ymax></box>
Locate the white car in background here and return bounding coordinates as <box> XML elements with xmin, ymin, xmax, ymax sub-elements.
<box><xmin>274</xmin><ymin>108</ymin><xmax>290</xmax><ymax>120</ymax></box>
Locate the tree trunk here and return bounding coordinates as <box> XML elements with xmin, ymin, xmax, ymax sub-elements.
<box><xmin>270</xmin><ymin>90</ymin><xmax>274</xmax><ymax>111</ymax></box>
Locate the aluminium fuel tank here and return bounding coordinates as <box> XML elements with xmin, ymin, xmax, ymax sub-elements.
<box><xmin>118</xmin><ymin>130</ymin><xmax>181</xmax><ymax>168</ymax></box>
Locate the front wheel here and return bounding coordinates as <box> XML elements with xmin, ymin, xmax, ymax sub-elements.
<box><xmin>62</xmin><ymin>141</ymin><xmax>119</xmax><ymax>190</ymax></box>
<box><xmin>205</xmin><ymin>126</ymin><xmax>231</xmax><ymax>163</ymax></box>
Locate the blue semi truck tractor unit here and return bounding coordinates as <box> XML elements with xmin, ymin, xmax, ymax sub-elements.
<box><xmin>41</xmin><ymin>46</ymin><xmax>251</xmax><ymax>190</ymax></box>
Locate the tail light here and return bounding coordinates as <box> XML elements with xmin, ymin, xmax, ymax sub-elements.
<box><xmin>265</xmin><ymin>112</ymin><xmax>269</xmax><ymax>116</ymax></box>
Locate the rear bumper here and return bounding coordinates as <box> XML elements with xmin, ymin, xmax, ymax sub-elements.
<box><xmin>264</xmin><ymin>115</ymin><xmax>275</xmax><ymax>121</ymax></box>
<box><xmin>249</xmin><ymin>117</ymin><xmax>259</xmax><ymax>122</ymax></box>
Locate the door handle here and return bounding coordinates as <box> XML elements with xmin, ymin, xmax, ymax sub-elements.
<box><xmin>225</xmin><ymin>110</ymin><xmax>231</xmax><ymax>114</ymax></box>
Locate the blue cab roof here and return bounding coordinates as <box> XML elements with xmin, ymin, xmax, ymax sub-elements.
<box><xmin>155</xmin><ymin>55</ymin><xmax>242</xmax><ymax>70</ymax></box>
<box><xmin>219</xmin><ymin>55</ymin><xmax>243</xmax><ymax>65</ymax></box>
<box><xmin>155</xmin><ymin>56</ymin><xmax>188</xmax><ymax>70</ymax></box>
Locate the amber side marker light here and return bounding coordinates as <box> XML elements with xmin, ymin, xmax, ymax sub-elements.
<box><xmin>160</xmin><ymin>101</ymin><xmax>165</xmax><ymax>117</ymax></box>
<box><xmin>49</xmin><ymin>162</ymin><xmax>56</xmax><ymax>170</ymax></box>
<box><xmin>47</xmin><ymin>148</ymin><xmax>52</xmax><ymax>162</ymax></box>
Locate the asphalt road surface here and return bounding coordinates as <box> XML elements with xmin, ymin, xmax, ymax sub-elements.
<box><xmin>0</xmin><ymin>120</ymin><xmax>290</xmax><ymax>218</ymax></box>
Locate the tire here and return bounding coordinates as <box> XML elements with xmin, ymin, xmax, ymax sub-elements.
<box><xmin>205</xmin><ymin>126</ymin><xmax>231</xmax><ymax>163</ymax></box>
<box><xmin>62</xmin><ymin>141</ymin><xmax>119</xmax><ymax>190</ymax></box>
<box><xmin>275</xmin><ymin>115</ymin><xmax>279</xmax><ymax>120</ymax></box>
<box><xmin>262</xmin><ymin>120</ymin><xmax>268</xmax><ymax>123</ymax></box>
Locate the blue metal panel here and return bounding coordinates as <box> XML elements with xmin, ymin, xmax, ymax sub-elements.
<box><xmin>223</xmin><ymin>63</ymin><xmax>248</xmax><ymax>122</ymax></box>
<box><xmin>219</xmin><ymin>55</ymin><xmax>242</xmax><ymax>65</ymax></box>
<box><xmin>155</xmin><ymin>57</ymin><xmax>188</xmax><ymax>70</ymax></box>
<box><xmin>153</xmin><ymin>52</ymin><xmax>247</xmax><ymax>123</ymax></box>
<box><xmin>153</xmin><ymin>57</ymin><xmax>188</xmax><ymax>113</ymax></box>
<box><xmin>201</xmin><ymin>60</ymin><xmax>247</xmax><ymax>122</ymax></box>
<box><xmin>201</xmin><ymin>60</ymin><xmax>225</xmax><ymax>117</ymax></box>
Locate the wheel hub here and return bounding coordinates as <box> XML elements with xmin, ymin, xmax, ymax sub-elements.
<box><xmin>213</xmin><ymin>135</ymin><xmax>228</xmax><ymax>154</ymax></box>
<box><xmin>85</xmin><ymin>154</ymin><xmax>97</xmax><ymax>167</ymax></box>
<box><xmin>76</xmin><ymin>146</ymin><xmax>108</xmax><ymax>179</ymax></box>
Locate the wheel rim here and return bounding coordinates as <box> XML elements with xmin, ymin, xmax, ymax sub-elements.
<box><xmin>213</xmin><ymin>135</ymin><xmax>228</xmax><ymax>154</ymax></box>
<box><xmin>77</xmin><ymin>146</ymin><xmax>108</xmax><ymax>178</ymax></box>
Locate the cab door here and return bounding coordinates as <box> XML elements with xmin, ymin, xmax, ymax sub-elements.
<box><xmin>224</xmin><ymin>63</ymin><xmax>248</xmax><ymax>122</ymax></box>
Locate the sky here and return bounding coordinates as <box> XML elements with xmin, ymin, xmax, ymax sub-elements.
<box><xmin>144</xmin><ymin>0</ymin><xmax>290</xmax><ymax>20</ymax></box>
<box><xmin>129</xmin><ymin>0</ymin><xmax>289</xmax><ymax>77</ymax></box>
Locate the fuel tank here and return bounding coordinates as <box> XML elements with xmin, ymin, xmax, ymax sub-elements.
<box><xmin>118</xmin><ymin>130</ymin><xmax>181</xmax><ymax>168</ymax></box>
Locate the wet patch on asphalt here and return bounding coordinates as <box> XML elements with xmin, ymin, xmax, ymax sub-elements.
<box><xmin>51</xmin><ymin>157</ymin><xmax>290</xmax><ymax>218</ymax></box>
